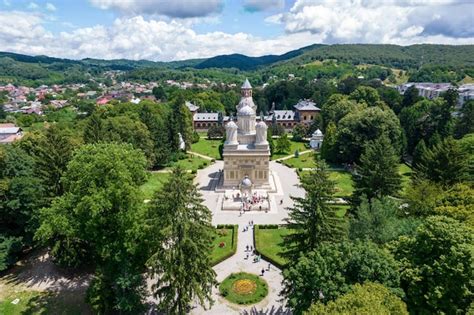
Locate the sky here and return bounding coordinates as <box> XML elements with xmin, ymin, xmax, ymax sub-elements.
<box><xmin>0</xmin><ymin>0</ymin><xmax>473</xmax><ymax>61</ymax></box>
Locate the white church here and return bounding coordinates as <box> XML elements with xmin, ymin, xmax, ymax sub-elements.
<box><xmin>222</xmin><ymin>79</ymin><xmax>271</xmax><ymax>187</ymax></box>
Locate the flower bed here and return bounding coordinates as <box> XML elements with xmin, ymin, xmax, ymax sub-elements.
<box><xmin>219</xmin><ymin>272</ymin><xmax>268</xmax><ymax>305</ymax></box>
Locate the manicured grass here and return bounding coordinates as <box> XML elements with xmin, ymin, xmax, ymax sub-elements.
<box><xmin>210</xmin><ymin>225</ymin><xmax>237</xmax><ymax>266</ymax></box>
<box><xmin>254</xmin><ymin>226</ymin><xmax>293</xmax><ymax>267</ymax></box>
<box><xmin>190</xmin><ymin>138</ymin><xmax>222</xmax><ymax>159</ymax></box>
<box><xmin>329</xmin><ymin>171</ymin><xmax>354</xmax><ymax>197</ymax></box>
<box><xmin>167</xmin><ymin>154</ymin><xmax>209</xmax><ymax>171</ymax></box>
<box><xmin>140</xmin><ymin>172</ymin><xmax>170</xmax><ymax>200</ymax></box>
<box><xmin>399</xmin><ymin>163</ymin><xmax>412</xmax><ymax>194</ymax></box>
<box><xmin>0</xmin><ymin>283</ymin><xmax>91</xmax><ymax>315</ymax></box>
<box><xmin>282</xmin><ymin>152</ymin><xmax>316</xmax><ymax>168</ymax></box>
<box><xmin>219</xmin><ymin>272</ymin><xmax>268</xmax><ymax>305</ymax></box>
<box><xmin>271</xmin><ymin>140</ymin><xmax>309</xmax><ymax>160</ymax></box>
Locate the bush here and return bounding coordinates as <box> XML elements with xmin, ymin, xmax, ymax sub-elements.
<box><xmin>191</xmin><ymin>131</ymin><xmax>200</xmax><ymax>143</ymax></box>
<box><xmin>0</xmin><ymin>235</ymin><xmax>23</xmax><ymax>271</ymax></box>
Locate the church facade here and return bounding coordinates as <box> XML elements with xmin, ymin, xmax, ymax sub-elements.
<box><xmin>222</xmin><ymin>79</ymin><xmax>270</xmax><ymax>187</ymax></box>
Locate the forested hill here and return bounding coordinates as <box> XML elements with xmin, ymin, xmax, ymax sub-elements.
<box><xmin>283</xmin><ymin>44</ymin><xmax>474</xmax><ymax>69</ymax></box>
<box><xmin>194</xmin><ymin>44</ymin><xmax>323</xmax><ymax>70</ymax></box>
<box><xmin>1</xmin><ymin>44</ymin><xmax>473</xmax><ymax>85</ymax></box>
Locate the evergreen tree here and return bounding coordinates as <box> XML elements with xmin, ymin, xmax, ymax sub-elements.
<box><xmin>412</xmin><ymin>139</ymin><xmax>427</xmax><ymax>169</ymax></box>
<box><xmin>352</xmin><ymin>136</ymin><xmax>402</xmax><ymax>204</ymax></box>
<box><xmin>414</xmin><ymin>137</ymin><xmax>468</xmax><ymax>186</ymax></box>
<box><xmin>0</xmin><ymin>104</ymin><xmax>6</xmax><ymax>120</ymax></box>
<box><xmin>147</xmin><ymin>167</ymin><xmax>216</xmax><ymax>314</ymax></box>
<box><xmin>83</xmin><ymin>112</ymin><xmax>104</xmax><ymax>143</ymax></box>
<box><xmin>276</xmin><ymin>133</ymin><xmax>291</xmax><ymax>154</ymax></box>
<box><xmin>284</xmin><ymin>156</ymin><xmax>346</xmax><ymax>260</ymax></box>
<box><xmin>267</xmin><ymin>127</ymin><xmax>275</xmax><ymax>157</ymax></box>
<box><xmin>33</xmin><ymin>125</ymin><xmax>80</xmax><ymax>198</ymax></box>
<box><xmin>454</xmin><ymin>100</ymin><xmax>474</xmax><ymax>138</ymax></box>
<box><xmin>320</xmin><ymin>121</ymin><xmax>337</xmax><ymax>162</ymax></box>
<box><xmin>402</xmin><ymin>85</ymin><xmax>421</xmax><ymax>108</ymax></box>
<box><xmin>170</xmin><ymin>96</ymin><xmax>193</xmax><ymax>151</ymax></box>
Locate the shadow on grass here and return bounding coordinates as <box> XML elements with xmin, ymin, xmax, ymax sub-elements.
<box><xmin>21</xmin><ymin>290</ymin><xmax>93</xmax><ymax>315</ymax></box>
<box><xmin>241</xmin><ymin>305</ymin><xmax>291</xmax><ymax>315</ymax></box>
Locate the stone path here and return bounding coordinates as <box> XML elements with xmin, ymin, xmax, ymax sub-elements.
<box><xmin>190</xmin><ymin>223</ymin><xmax>289</xmax><ymax>315</ymax></box>
<box><xmin>188</xmin><ymin>151</ymin><xmax>214</xmax><ymax>161</ymax></box>
<box><xmin>273</xmin><ymin>150</ymin><xmax>312</xmax><ymax>162</ymax></box>
<box><xmin>190</xmin><ymin>161</ymin><xmax>304</xmax><ymax>314</ymax></box>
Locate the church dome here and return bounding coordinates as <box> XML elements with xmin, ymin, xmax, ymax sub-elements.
<box><xmin>226</xmin><ymin>120</ymin><xmax>238</xmax><ymax>129</ymax></box>
<box><xmin>238</xmin><ymin>105</ymin><xmax>255</xmax><ymax>116</ymax></box>
<box><xmin>238</xmin><ymin>97</ymin><xmax>256</xmax><ymax>109</ymax></box>
<box><xmin>256</xmin><ymin>120</ymin><xmax>267</xmax><ymax>129</ymax></box>
<box><xmin>241</xmin><ymin>176</ymin><xmax>252</xmax><ymax>188</ymax></box>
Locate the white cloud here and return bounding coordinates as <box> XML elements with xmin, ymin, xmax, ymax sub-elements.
<box><xmin>0</xmin><ymin>12</ymin><xmax>320</xmax><ymax>60</ymax></box>
<box><xmin>278</xmin><ymin>0</ymin><xmax>474</xmax><ymax>43</ymax></box>
<box><xmin>27</xmin><ymin>2</ymin><xmax>38</xmax><ymax>10</ymax></box>
<box><xmin>46</xmin><ymin>2</ymin><xmax>56</xmax><ymax>11</ymax></box>
<box><xmin>0</xmin><ymin>6</ymin><xmax>472</xmax><ymax>62</ymax></box>
<box><xmin>89</xmin><ymin>0</ymin><xmax>223</xmax><ymax>18</ymax></box>
<box><xmin>243</xmin><ymin>0</ymin><xmax>284</xmax><ymax>12</ymax></box>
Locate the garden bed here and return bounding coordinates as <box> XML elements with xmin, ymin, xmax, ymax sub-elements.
<box><xmin>219</xmin><ymin>272</ymin><xmax>268</xmax><ymax>305</ymax></box>
<box><xmin>210</xmin><ymin>224</ymin><xmax>238</xmax><ymax>266</ymax></box>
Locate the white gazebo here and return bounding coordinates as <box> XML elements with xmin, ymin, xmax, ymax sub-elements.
<box><xmin>309</xmin><ymin>129</ymin><xmax>324</xmax><ymax>149</ymax></box>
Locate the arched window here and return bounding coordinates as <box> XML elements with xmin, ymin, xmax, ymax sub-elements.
<box><xmin>310</xmin><ymin>115</ymin><xmax>313</xmax><ymax>120</ymax></box>
<box><xmin>303</xmin><ymin>115</ymin><xmax>306</xmax><ymax>120</ymax></box>
<box><xmin>197</xmin><ymin>123</ymin><xmax>201</xmax><ymax>127</ymax></box>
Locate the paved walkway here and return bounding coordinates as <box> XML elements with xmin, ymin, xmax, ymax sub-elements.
<box><xmin>190</xmin><ymin>223</ymin><xmax>289</xmax><ymax>315</ymax></box>
<box><xmin>273</xmin><ymin>150</ymin><xmax>312</xmax><ymax>162</ymax></box>
<box><xmin>188</xmin><ymin>151</ymin><xmax>214</xmax><ymax>161</ymax></box>
<box><xmin>190</xmin><ymin>161</ymin><xmax>303</xmax><ymax>314</ymax></box>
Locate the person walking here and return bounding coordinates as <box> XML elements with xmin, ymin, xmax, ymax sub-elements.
<box><xmin>261</xmin><ymin>268</ymin><xmax>265</xmax><ymax>276</ymax></box>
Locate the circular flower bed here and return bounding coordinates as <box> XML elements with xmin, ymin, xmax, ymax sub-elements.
<box><xmin>219</xmin><ymin>272</ymin><xmax>268</xmax><ymax>305</ymax></box>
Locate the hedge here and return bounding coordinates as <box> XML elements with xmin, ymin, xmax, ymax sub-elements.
<box><xmin>254</xmin><ymin>225</ymin><xmax>286</xmax><ymax>269</ymax></box>
<box><xmin>211</xmin><ymin>224</ymin><xmax>238</xmax><ymax>266</ymax></box>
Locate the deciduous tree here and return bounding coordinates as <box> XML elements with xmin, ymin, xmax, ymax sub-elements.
<box><xmin>392</xmin><ymin>216</ymin><xmax>474</xmax><ymax>314</ymax></box>
<box><xmin>306</xmin><ymin>282</ymin><xmax>408</xmax><ymax>315</ymax></box>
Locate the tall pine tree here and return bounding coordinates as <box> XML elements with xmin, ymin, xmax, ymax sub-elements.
<box><xmin>147</xmin><ymin>167</ymin><xmax>216</xmax><ymax>314</ymax></box>
<box><xmin>414</xmin><ymin>137</ymin><xmax>468</xmax><ymax>186</ymax></box>
<box><xmin>352</xmin><ymin>136</ymin><xmax>402</xmax><ymax>205</ymax></box>
<box><xmin>284</xmin><ymin>155</ymin><xmax>346</xmax><ymax>261</ymax></box>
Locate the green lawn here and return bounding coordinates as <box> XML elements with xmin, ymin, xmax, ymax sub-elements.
<box><xmin>167</xmin><ymin>154</ymin><xmax>209</xmax><ymax>171</ymax></box>
<box><xmin>272</xmin><ymin>140</ymin><xmax>309</xmax><ymax>160</ymax></box>
<box><xmin>282</xmin><ymin>152</ymin><xmax>316</xmax><ymax>168</ymax></box>
<box><xmin>210</xmin><ymin>225</ymin><xmax>237</xmax><ymax>266</ymax></box>
<box><xmin>254</xmin><ymin>226</ymin><xmax>293</xmax><ymax>267</ymax></box>
<box><xmin>190</xmin><ymin>138</ymin><xmax>222</xmax><ymax>159</ymax></box>
<box><xmin>399</xmin><ymin>163</ymin><xmax>412</xmax><ymax>194</ymax></box>
<box><xmin>0</xmin><ymin>284</ymin><xmax>91</xmax><ymax>315</ymax></box>
<box><xmin>219</xmin><ymin>272</ymin><xmax>268</xmax><ymax>305</ymax></box>
<box><xmin>299</xmin><ymin>169</ymin><xmax>354</xmax><ymax>198</ymax></box>
<box><xmin>329</xmin><ymin>171</ymin><xmax>354</xmax><ymax>197</ymax></box>
<box><xmin>140</xmin><ymin>172</ymin><xmax>170</xmax><ymax>200</ymax></box>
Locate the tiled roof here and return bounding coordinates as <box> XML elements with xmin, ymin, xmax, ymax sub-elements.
<box><xmin>294</xmin><ymin>99</ymin><xmax>320</xmax><ymax>111</ymax></box>
<box><xmin>194</xmin><ymin>113</ymin><xmax>219</xmax><ymax>121</ymax></box>
<box><xmin>241</xmin><ymin>79</ymin><xmax>252</xmax><ymax>89</ymax></box>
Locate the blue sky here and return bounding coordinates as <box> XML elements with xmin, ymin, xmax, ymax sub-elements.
<box><xmin>0</xmin><ymin>0</ymin><xmax>472</xmax><ymax>61</ymax></box>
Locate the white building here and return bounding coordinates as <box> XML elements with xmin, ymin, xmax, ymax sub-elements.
<box><xmin>222</xmin><ymin>79</ymin><xmax>270</xmax><ymax>187</ymax></box>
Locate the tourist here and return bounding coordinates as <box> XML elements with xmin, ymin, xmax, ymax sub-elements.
<box><xmin>246</xmin><ymin>245</ymin><xmax>249</xmax><ymax>251</ymax></box>
<box><xmin>261</xmin><ymin>268</ymin><xmax>265</xmax><ymax>276</ymax></box>
<box><xmin>268</xmin><ymin>263</ymin><xmax>271</xmax><ymax>271</ymax></box>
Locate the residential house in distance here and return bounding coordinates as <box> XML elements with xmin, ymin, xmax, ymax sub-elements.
<box><xmin>0</xmin><ymin>123</ymin><xmax>23</xmax><ymax>144</ymax></box>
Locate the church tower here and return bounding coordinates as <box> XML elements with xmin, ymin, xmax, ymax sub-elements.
<box><xmin>222</xmin><ymin>79</ymin><xmax>270</xmax><ymax>187</ymax></box>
